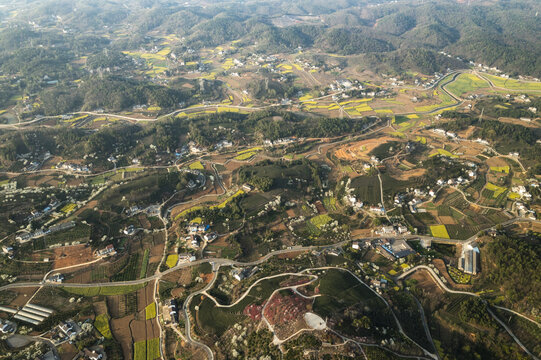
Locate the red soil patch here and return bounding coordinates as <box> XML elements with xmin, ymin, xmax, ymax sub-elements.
<box><xmin>244</xmin><ymin>303</ymin><xmax>263</xmax><ymax>321</ymax></box>
<box><xmin>263</xmin><ymin>291</ymin><xmax>311</xmax><ymax>326</ymax></box>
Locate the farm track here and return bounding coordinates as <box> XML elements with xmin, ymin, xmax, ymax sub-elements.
<box><xmin>398</xmin><ymin>265</ymin><xmax>541</xmax><ymax>359</ymax></box>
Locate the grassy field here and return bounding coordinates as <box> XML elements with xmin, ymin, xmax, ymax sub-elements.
<box><xmin>351</xmin><ymin>176</ymin><xmax>381</xmax><ymax>205</ymax></box>
<box><xmin>323</xmin><ymin>197</ymin><xmax>337</xmax><ymax>212</ymax></box>
<box><xmin>174</xmin><ymin>206</ymin><xmax>203</xmax><ymax>220</ymax></box>
<box><xmin>145</xmin><ymin>303</ymin><xmax>156</xmax><ymax>320</ymax></box>
<box><xmin>234</xmin><ymin>152</ymin><xmax>257</xmax><ymax>160</ymax></box>
<box><xmin>94</xmin><ymin>313</ymin><xmax>113</xmax><ymax>339</ymax></box>
<box><xmin>193</xmin><ymin>275</ymin><xmax>295</xmax><ymax>334</ymax></box>
<box><xmin>415</xmin><ymin>87</ymin><xmax>456</xmax><ymax>112</ymax></box>
<box><xmin>211</xmin><ymin>189</ymin><xmax>244</xmax><ymax>209</ymax></box>
<box><xmin>430</xmin><ymin>225</ymin><xmax>450</xmax><ymax>239</ymax></box>
<box><xmin>113</xmin><ymin>253</ymin><xmax>141</xmax><ymax>281</ymax></box>
<box><xmin>63</xmin><ymin>283</ymin><xmax>146</xmax><ymax>296</ymax></box>
<box><xmin>483</xmin><ymin>74</ymin><xmax>541</xmax><ymax>91</ymax></box>
<box><xmin>238</xmin><ymin>147</ymin><xmax>263</xmax><ymax>154</ymax></box>
<box><xmin>313</xmin><ymin>269</ymin><xmax>381</xmax><ymax>318</ymax></box>
<box><xmin>166</xmin><ymin>254</ymin><xmax>178</xmax><ymax>268</ymax></box>
<box><xmin>140</xmin><ymin>249</ymin><xmax>150</xmax><ymax>279</ymax></box>
<box><xmin>446</xmin><ymin>73</ymin><xmax>489</xmax><ymax>96</ymax></box>
<box><xmin>310</xmin><ymin>214</ymin><xmax>333</xmax><ymax>229</ymax></box>
<box><xmin>429</xmin><ymin>148</ymin><xmax>459</xmax><ymax>158</ymax></box>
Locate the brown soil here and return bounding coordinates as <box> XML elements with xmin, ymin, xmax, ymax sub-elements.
<box><xmin>350</xmin><ymin>228</ymin><xmax>373</xmax><ymax>238</ymax></box>
<box><xmin>486</xmin><ymin>156</ymin><xmax>510</xmax><ymax>167</ymax></box>
<box><xmin>111</xmin><ymin>315</ymin><xmax>134</xmax><ymax>359</ymax></box>
<box><xmin>388</xmin><ymin>167</ymin><xmax>426</xmax><ymax>181</ymax></box>
<box><xmin>94</xmin><ymin>301</ymin><xmax>108</xmax><ymax>316</ymax></box>
<box><xmin>137</xmin><ymin>282</ymin><xmax>155</xmax><ymax>312</ymax></box>
<box><xmin>334</xmin><ymin>136</ymin><xmax>396</xmax><ymax>161</ymax></box>
<box><xmin>59</xmin><ymin>343</ymin><xmax>79</xmax><ymax>360</ymax></box>
<box><xmin>409</xmin><ymin>271</ymin><xmax>444</xmax><ymax>312</ymax></box>
<box><xmin>72</xmin><ymin>200</ymin><xmax>98</xmax><ymax>218</ymax></box>
<box><xmin>271</xmin><ymin>223</ymin><xmax>287</xmax><ymax>232</ymax></box>
<box><xmin>432</xmin><ymin>259</ymin><xmax>472</xmax><ymax>290</ymax></box>
<box><xmin>53</xmin><ymin>244</ymin><xmax>94</xmax><ymax>269</ymax></box>
<box><xmin>10</xmin><ymin>287</ymin><xmax>39</xmax><ymax>307</ymax></box>
<box><xmin>438</xmin><ymin>216</ymin><xmax>456</xmax><ymax>225</ymax></box>
<box><xmin>66</xmin><ymin>269</ymin><xmax>92</xmax><ymax>284</ymax></box>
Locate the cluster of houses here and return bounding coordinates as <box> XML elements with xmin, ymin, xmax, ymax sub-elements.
<box><xmin>184</xmin><ymin>221</ymin><xmax>217</xmax><ymax>249</ymax></box>
<box><xmin>45</xmin><ymin>273</ymin><xmax>65</xmax><ymax>284</ymax></box>
<box><xmin>49</xmin><ymin>319</ymin><xmax>84</xmax><ymax>345</ymax></box>
<box><xmin>17</xmin><ymin>150</ymin><xmax>51</xmax><ymax>172</ymax></box>
<box><xmin>432</xmin><ymin>128</ymin><xmax>458</xmax><ymax>139</ymax></box>
<box><xmin>376</xmin><ymin>238</ymin><xmax>416</xmax><ymax>261</ymax></box>
<box><xmin>353</xmin><ymin>238</ymin><xmax>416</xmax><ymax>261</ymax></box>
<box><xmin>16</xmin><ymin>221</ymin><xmax>76</xmax><ymax>243</ymax></box>
<box><xmin>0</xmin><ymin>319</ymin><xmax>16</xmax><ymax>334</ymax></box>
<box><xmin>215</xmin><ymin>139</ymin><xmax>233</xmax><ymax>150</ymax></box>
<box><xmin>123</xmin><ymin>225</ymin><xmax>140</xmax><ymax>236</ymax></box>
<box><xmin>515</xmin><ymin>202</ymin><xmax>537</xmax><ymax>220</ymax></box>
<box><xmin>511</xmin><ymin>185</ymin><xmax>532</xmax><ymax>201</ymax></box>
<box><xmin>95</xmin><ymin>244</ymin><xmax>117</xmax><ymax>258</ymax></box>
<box><xmin>231</xmin><ymin>266</ymin><xmax>258</xmax><ymax>281</ymax></box>
<box><xmin>263</xmin><ymin>137</ymin><xmax>297</xmax><ymax>147</ymax></box>
<box><xmin>375</xmin><ymin>224</ymin><xmax>410</xmax><ymax>236</ymax></box>
<box><xmin>55</xmin><ymin>162</ymin><xmax>91</xmax><ymax>173</ymax></box>
<box><xmin>163</xmin><ymin>299</ymin><xmax>179</xmax><ymax>324</ymax></box>
<box><xmin>25</xmin><ymin>201</ymin><xmax>60</xmax><ymax>223</ymax></box>
<box><xmin>2</xmin><ymin>245</ymin><xmax>14</xmax><ymax>259</ymax></box>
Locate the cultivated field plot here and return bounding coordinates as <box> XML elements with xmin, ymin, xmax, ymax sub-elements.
<box><xmin>334</xmin><ymin>137</ymin><xmax>397</xmax><ymax>161</ymax></box>
<box><xmin>446</xmin><ymin>73</ymin><xmax>489</xmax><ymax>96</ymax></box>
<box><xmin>350</xmin><ymin>176</ymin><xmax>381</xmax><ymax>205</ymax></box>
<box><xmin>483</xmin><ymin>74</ymin><xmax>541</xmax><ymax>92</ymax></box>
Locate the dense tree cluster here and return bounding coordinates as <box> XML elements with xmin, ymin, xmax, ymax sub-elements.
<box><xmin>483</xmin><ymin>235</ymin><xmax>541</xmax><ymax>308</ymax></box>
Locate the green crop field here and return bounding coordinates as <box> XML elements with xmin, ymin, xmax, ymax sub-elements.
<box><xmin>447</xmin><ymin>266</ymin><xmax>471</xmax><ymax>284</ymax></box>
<box><xmin>94</xmin><ymin>313</ymin><xmax>112</xmax><ymax>339</ymax></box>
<box><xmin>351</xmin><ymin>176</ymin><xmax>381</xmax><ymax>205</ymax></box>
<box><xmin>134</xmin><ymin>338</ymin><xmax>160</xmax><ymax>360</ymax></box>
<box><xmin>446</xmin><ymin>73</ymin><xmax>489</xmax><ymax>96</ymax></box>
<box><xmin>113</xmin><ymin>253</ymin><xmax>140</xmax><ymax>281</ymax></box>
<box><xmin>310</xmin><ymin>214</ymin><xmax>333</xmax><ymax>229</ymax></box>
<box><xmin>483</xmin><ymin>74</ymin><xmax>541</xmax><ymax>91</ymax></box>
<box><xmin>166</xmin><ymin>254</ymin><xmax>178</xmax><ymax>268</ymax></box>
<box><xmin>490</xmin><ymin>166</ymin><xmax>509</xmax><ymax>174</ymax></box>
<box><xmin>188</xmin><ymin>161</ymin><xmax>204</xmax><ymax>170</ymax></box>
<box><xmin>323</xmin><ymin>197</ymin><xmax>337</xmax><ymax>212</ymax></box>
<box><xmin>430</xmin><ymin>225</ymin><xmax>450</xmax><ymax>239</ymax></box>
<box><xmin>485</xmin><ymin>182</ymin><xmax>507</xmax><ymax>198</ymax></box>
<box><xmin>140</xmin><ymin>249</ymin><xmax>150</xmax><ymax>279</ymax></box>
<box><xmin>313</xmin><ymin>269</ymin><xmax>386</xmax><ymax>319</ymax></box>
<box><xmin>63</xmin><ymin>283</ymin><xmax>146</xmax><ymax>296</ymax></box>
<box><xmin>145</xmin><ymin>303</ymin><xmax>156</xmax><ymax>320</ymax></box>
